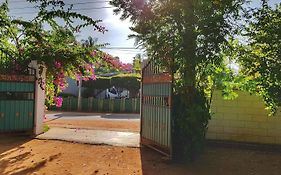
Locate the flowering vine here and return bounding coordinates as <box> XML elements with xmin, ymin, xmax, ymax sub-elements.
<box><xmin>49</xmin><ymin>50</ymin><xmax>133</xmax><ymax>108</ymax></box>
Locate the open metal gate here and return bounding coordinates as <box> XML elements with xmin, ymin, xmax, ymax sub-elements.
<box><xmin>0</xmin><ymin>71</ymin><xmax>36</xmax><ymax>133</ymax></box>
<box><xmin>141</xmin><ymin>60</ymin><xmax>173</xmax><ymax>157</ymax></box>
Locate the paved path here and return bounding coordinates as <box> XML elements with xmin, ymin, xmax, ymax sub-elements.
<box><xmin>37</xmin><ymin>127</ymin><xmax>140</xmax><ymax>148</ymax></box>
<box><xmin>46</xmin><ymin>112</ymin><xmax>140</xmax><ymax>122</ymax></box>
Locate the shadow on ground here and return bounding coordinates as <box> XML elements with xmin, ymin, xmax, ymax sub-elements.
<box><xmin>2</xmin><ymin>135</ymin><xmax>281</xmax><ymax>175</ymax></box>
<box><xmin>140</xmin><ymin>144</ymin><xmax>281</xmax><ymax>175</ymax></box>
<box><xmin>54</xmin><ymin>113</ymin><xmax>88</xmax><ymax>117</ymax></box>
<box><xmin>0</xmin><ymin>135</ymin><xmax>30</xmax><ymax>155</ymax></box>
<box><xmin>50</xmin><ymin>112</ymin><xmax>140</xmax><ymax>120</ymax></box>
<box><xmin>0</xmin><ymin>135</ymin><xmax>61</xmax><ymax>175</ymax></box>
<box><xmin>100</xmin><ymin>113</ymin><xmax>140</xmax><ymax>120</ymax></box>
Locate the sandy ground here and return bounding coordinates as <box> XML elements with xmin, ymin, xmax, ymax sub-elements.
<box><xmin>1</xmin><ymin>136</ymin><xmax>281</xmax><ymax>175</ymax></box>
<box><xmin>45</xmin><ymin>119</ymin><xmax>140</xmax><ymax>132</ymax></box>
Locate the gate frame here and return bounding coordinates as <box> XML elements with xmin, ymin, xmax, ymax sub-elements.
<box><xmin>0</xmin><ymin>68</ymin><xmax>36</xmax><ymax>133</ymax></box>
<box><xmin>140</xmin><ymin>60</ymin><xmax>174</xmax><ymax>158</ymax></box>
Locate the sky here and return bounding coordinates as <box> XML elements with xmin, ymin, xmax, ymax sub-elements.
<box><xmin>0</xmin><ymin>0</ymin><xmax>280</xmax><ymax>63</ymax></box>
<box><xmin>0</xmin><ymin>0</ymin><xmax>144</xmax><ymax>63</ymax></box>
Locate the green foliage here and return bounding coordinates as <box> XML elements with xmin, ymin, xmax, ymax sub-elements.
<box><xmin>111</xmin><ymin>0</ymin><xmax>246</xmax><ymax>162</ymax></box>
<box><xmin>133</xmin><ymin>54</ymin><xmax>142</xmax><ymax>73</ymax></box>
<box><xmin>43</xmin><ymin>124</ymin><xmax>50</xmax><ymax>133</ymax></box>
<box><xmin>238</xmin><ymin>3</ymin><xmax>281</xmax><ymax>115</ymax></box>
<box><xmin>111</xmin><ymin>73</ymin><xmax>141</xmax><ymax>79</ymax></box>
<box><xmin>0</xmin><ymin>0</ymin><xmax>110</xmax><ymax>105</ymax></box>
<box><xmin>111</xmin><ymin>0</ymin><xmax>281</xmax><ymax>162</ymax></box>
<box><xmin>219</xmin><ymin>2</ymin><xmax>281</xmax><ymax>115</ymax></box>
<box><xmin>83</xmin><ymin>77</ymin><xmax>111</xmax><ymax>90</ymax></box>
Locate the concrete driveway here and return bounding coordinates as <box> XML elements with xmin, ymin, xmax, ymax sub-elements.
<box><xmin>39</xmin><ymin>111</ymin><xmax>140</xmax><ymax>147</ymax></box>
<box><xmin>45</xmin><ymin>112</ymin><xmax>140</xmax><ymax>132</ymax></box>
<box><xmin>45</xmin><ymin>111</ymin><xmax>140</xmax><ymax>122</ymax></box>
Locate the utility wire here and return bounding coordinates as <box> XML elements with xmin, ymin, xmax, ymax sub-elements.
<box><xmin>102</xmin><ymin>50</ymin><xmax>144</xmax><ymax>52</ymax></box>
<box><xmin>101</xmin><ymin>48</ymin><xmax>143</xmax><ymax>51</ymax></box>
<box><xmin>9</xmin><ymin>1</ymin><xmax>111</xmax><ymax>10</ymax></box>
<box><xmin>2</xmin><ymin>0</ymin><xmax>110</xmax><ymax>3</ymax></box>
<box><xmin>9</xmin><ymin>6</ymin><xmax>113</xmax><ymax>15</ymax></box>
<box><xmin>0</xmin><ymin>0</ymin><xmax>27</xmax><ymax>3</ymax></box>
<box><xmin>102</xmin><ymin>46</ymin><xmax>142</xmax><ymax>49</ymax></box>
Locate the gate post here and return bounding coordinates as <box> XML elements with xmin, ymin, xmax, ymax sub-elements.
<box><xmin>29</xmin><ymin>60</ymin><xmax>46</xmax><ymax>135</ymax></box>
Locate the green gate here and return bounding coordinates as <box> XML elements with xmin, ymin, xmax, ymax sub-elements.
<box><xmin>0</xmin><ymin>73</ymin><xmax>35</xmax><ymax>133</ymax></box>
<box><xmin>141</xmin><ymin>60</ymin><xmax>173</xmax><ymax>157</ymax></box>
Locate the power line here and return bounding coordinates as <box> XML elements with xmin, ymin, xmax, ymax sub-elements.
<box><xmin>2</xmin><ymin>0</ymin><xmax>110</xmax><ymax>3</ymax></box>
<box><xmin>9</xmin><ymin>6</ymin><xmax>113</xmax><ymax>15</ymax></box>
<box><xmin>0</xmin><ymin>0</ymin><xmax>26</xmax><ymax>3</ymax></box>
<box><xmin>9</xmin><ymin>1</ymin><xmax>111</xmax><ymax>10</ymax></box>
<box><xmin>105</xmin><ymin>51</ymin><xmax>143</xmax><ymax>54</ymax></box>
<box><xmin>102</xmin><ymin>47</ymin><xmax>142</xmax><ymax>50</ymax></box>
<box><xmin>101</xmin><ymin>48</ymin><xmax>144</xmax><ymax>51</ymax></box>
<box><xmin>102</xmin><ymin>49</ymin><xmax>144</xmax><ymax>53</ymax></box>
<box><xmin>105</xmin><ymin>51</ymin><xmax>143</xmax><ymax>53</ymax></box>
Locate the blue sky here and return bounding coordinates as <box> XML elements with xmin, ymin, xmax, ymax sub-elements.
<box><xmin>1</xmin><ymin>0</ymin><xmax>280</xmax><ymax>63</ymax></box>
<box><xmin>1</xmin><ymin>0</ymin><xmax>143</xmax><ymax>63</ymax></box>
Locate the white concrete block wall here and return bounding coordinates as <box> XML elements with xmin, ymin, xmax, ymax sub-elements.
<box><xmin>207</xmin><ymin>90</ymin><xmax>281</xmax><ymax>145</ymax></box>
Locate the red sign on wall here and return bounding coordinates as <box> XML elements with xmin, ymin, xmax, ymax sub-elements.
<box><xmin>0</xmin><ymin>74</ymin><xmax>35</xmax><ymax>82</ymax></box>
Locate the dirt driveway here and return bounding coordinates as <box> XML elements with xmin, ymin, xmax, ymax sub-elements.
<box><xmin>1</xmin><ymin>136</ymin><xmax>281</xmax><ymax>175</ymax></box>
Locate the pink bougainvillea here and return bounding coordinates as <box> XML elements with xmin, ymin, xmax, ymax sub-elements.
<box><xmin>54</xmin><ymin>96</ymin><xmax>63</xmax><ymax>108</ymax></box>
<box><xmin>90</xmin><ymin>73</ymin><xmax>97</xmax><ymax>80</ymax></box>
<box><xmin>75</xmin><ymin>72</ymin><xmax>82</xmax><ymax>81</ymax></box>
<box><xmin>101</xmin><ymin>53</ymin><xmax>133</xmax><ymax>72</ymax></box>
<box><xmin>54</xmin><ymin>61</ymin><xmax>62</xmax><ymax>69</ymax></box>
<box><xmin>50</xmin><ymin>51</ymin><xmax>132</xmax><ymax>108</ymax></box>
<box><xmin>54</xmin><ymin>71</ymin><xmax>66</xmax><ymax>90</ymax></box>
<box><xmin>90</xmin><ymin>50</ymin><xmax>97</xmax><ymax>57</ymax></box>
<box><xmin>122</xmin><ymin>63</ymin><xmax>133</xmax><ymax>72</ymax></box>
<box><xmin>75</xmin><ymin>63</ymin><xmax>97</xmax><ymax>81</ymax></box>
<box><xmin>53</xmin><ymin>61</ymin><xmax>67</xmax><ymax>91</ymax></box>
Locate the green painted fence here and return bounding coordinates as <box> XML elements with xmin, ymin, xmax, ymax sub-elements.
<box><xmin>0</xmin><ymin>101</ymin><xmax>34</xmax><ymax>132</ymax></box>
<box><xmin>52</xmin><ymin>98</ymin><xmax>140</xmax><ymax>113</ymax></box>
<box><xmin>0</xmin><ymin>79</ymin><xmax>35</xmax><ymax>133</ymax></box>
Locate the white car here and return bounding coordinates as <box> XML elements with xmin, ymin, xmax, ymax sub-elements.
<box><xmin>106</xmin><ymin>87</ymin><xmax>129</xmax><ymax>99</ymax></box>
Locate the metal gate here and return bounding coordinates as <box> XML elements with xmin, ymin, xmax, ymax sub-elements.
<box><xmin>0</xmin><ymin>72</ymin><xmax>36</xmax><ymax>133</ymax></box>
<box><xmin>141</xmin><ymin>60</ymin><xmax>173</xmax><ymax>157</ymax></box>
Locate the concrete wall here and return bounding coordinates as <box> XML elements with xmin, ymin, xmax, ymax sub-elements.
<box><xmin>62</xmin><ymin>77</ymin><xmax>87</xmax><ymax>97</ymax></box>
<box><xmin>207</xmin><ymin>91</ymin><xmax>281</xmax><ymax>145</ymax></box>
<box><xmin>29</xmin><ymin>61</ymin><xmax>46</xmax><ymax>135</ymax></box>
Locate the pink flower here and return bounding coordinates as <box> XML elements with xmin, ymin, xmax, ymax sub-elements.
<box><xmin>85</xmin><ymin>64</ymin><xmax>91</xmax><ymax>70</ymax></box>
<box><xmin>90</xmin><ymin>74</ymin><xmax>96</xmax><ymax>80</ymax></box>
<box><xmin>122</xmin><ymin>63</ymin><xmax>133</xmax><ymax>71</ymax></box>
<box><xmin>54</xmin><ymin>61</ymin><xmax>62</xmax><ymax>69</ymax></box>
<box><xmin>90</xmin><ymin>50</ymin><xmax>97</xmax><ymax>57</ymax></box>
<box><xmin>82</xmin><ymin>77</ymin><xmax>89</xmax><ymax>81</ymax></box>
<box><xmin>75</xmin><ymin>72</ymin><xmax>82</xmax><ymax>80</ymax></box>
<box><xmin>53</xmin><ymin>79</ymin><xmax>60</xmax><ymax>86</ymax></box>
<box><xmin>54</xmin><ymin>96</ymin><xmax>63</xmax><ymax>108</ymax></box>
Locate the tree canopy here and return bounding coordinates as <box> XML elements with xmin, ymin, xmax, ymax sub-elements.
<box><xmin>111</xmin><ymin>0</ymin><xmax>281</xmax><ymax>161</ymax></box>
<box><xmin>234</xmin><ymin>2</ymin><xmax>281</xmax><ymax>114</ymax></box>
<box><xmin>0</xmin><ymin>0</ymin><xmax>132</xmax><ymax>106</ymax></box>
